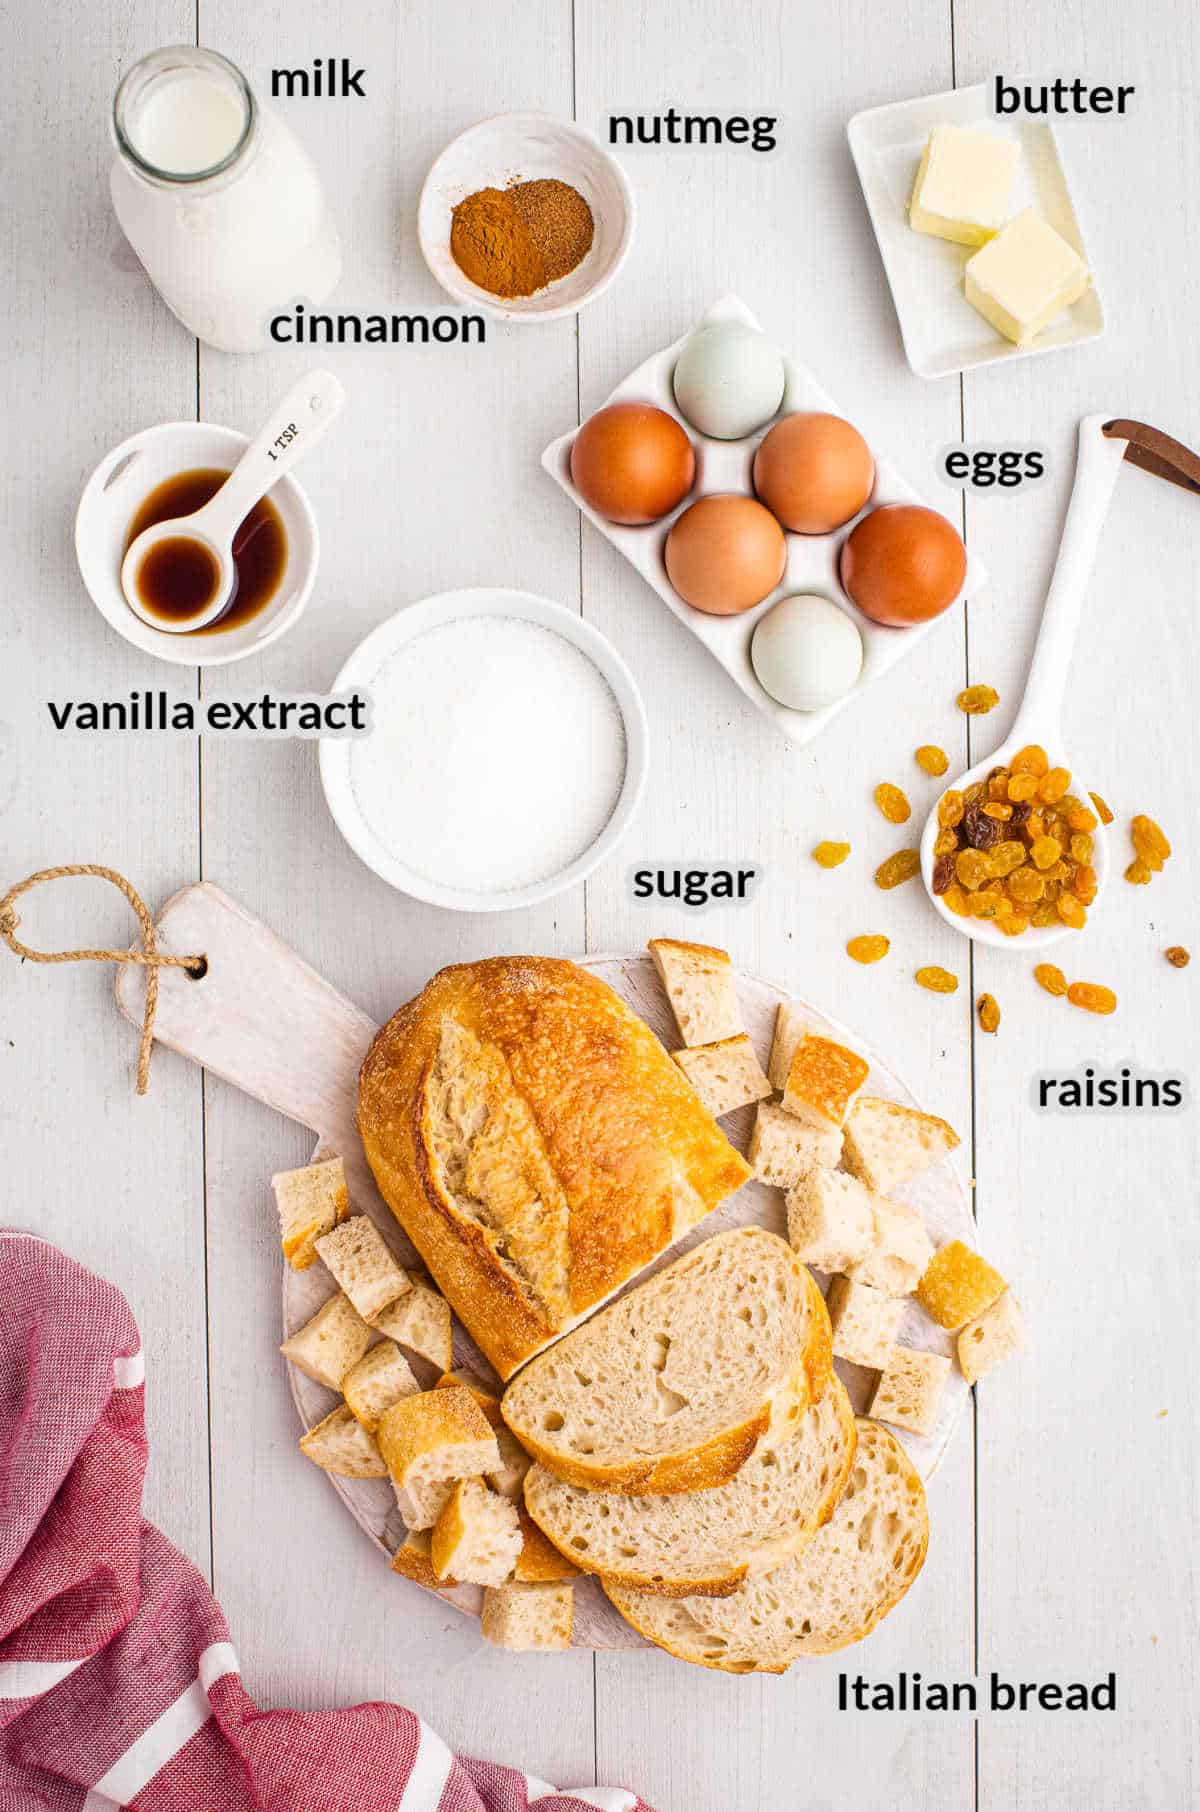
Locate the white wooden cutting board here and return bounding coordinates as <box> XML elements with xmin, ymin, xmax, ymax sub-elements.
<box><xmin>117</xmin><ymin>882</ymin><xmax>973</xmax><ymax>1651</ymax></box>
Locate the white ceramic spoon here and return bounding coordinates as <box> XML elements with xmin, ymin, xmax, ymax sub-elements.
<box><xmin>920</xmin><ymin>413</ymin><xmax>1129</xmax><ymax>951</ymax></box>
<box><xmin>121</xmin><ymin>369</ymin><xmax>345</xmax><ymax>632</ymax></box>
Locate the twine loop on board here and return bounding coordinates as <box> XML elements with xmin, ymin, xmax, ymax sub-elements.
<box><xmin>0</xmin><ymin>865</ymin><xmax>206</xmax><ymax>1096</ymax></box>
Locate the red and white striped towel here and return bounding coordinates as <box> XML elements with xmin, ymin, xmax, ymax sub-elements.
<box><xmin>0</xmin><ymin>1235</ymin><xmax>654</xmax><ymax>1812</ymax></box>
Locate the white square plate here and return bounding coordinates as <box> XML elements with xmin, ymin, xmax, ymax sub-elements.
<box><xmin>543</xmin><ymin>295</ymin><xmax>987</xmax><ymax>748</ymax></box>
<box><xmin>848</xmin><ymin>83</ymin><xmax>1105</xmax><ymax>379</ymax></box>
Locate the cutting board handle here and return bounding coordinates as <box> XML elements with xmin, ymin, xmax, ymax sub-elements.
<box><xmin>115</xmin><ymin>883</ymin><xmax>385</xmax><ymax>1210</ymax></box>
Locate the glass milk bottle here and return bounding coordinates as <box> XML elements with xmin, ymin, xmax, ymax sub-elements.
<box><xmin>110</xmin><ymin>47</ymin><xmax>341</xmax><ymax>353</ymax></box>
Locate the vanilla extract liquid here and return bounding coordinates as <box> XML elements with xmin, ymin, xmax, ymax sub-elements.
<box><xmin>124</xmin><ymin>467</ymin><xmax>287</xmax><ymax>632</ymax></box>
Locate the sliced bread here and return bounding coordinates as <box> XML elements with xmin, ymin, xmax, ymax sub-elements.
<box><xmin>481</xmin><ymin>1581</ymin><xmax>573</xmax><ymax>1651</ymax></box>
<box><xmin>604</xmin><ymin>1420</ymin><xmax>928</xmax><ymax>1671</ymax></box>
<box><xmin>523</xmin><ymin>1376</ymin><xmax>856</xmax><ymax>1596</ymax></box>
<box><xmin>501</xmin><ymin>1227</ymin><xmax>833</xmax><ymax>1494</ymax></box>
<box><xmin>841</xmin><ymin>1097</ymin><xmax>960</xmax><ymax>1195</ymax></box>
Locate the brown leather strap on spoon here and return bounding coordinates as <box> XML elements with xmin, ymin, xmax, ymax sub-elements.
<box><xmin>1102</xmin><ymin>419</ymin><xmax>1200</xmax><ymax>495</ymax></box>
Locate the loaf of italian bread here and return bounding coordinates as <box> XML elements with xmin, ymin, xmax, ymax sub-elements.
<box><xmin>358</xmin><ymin>958</ymin><xmax>751</xmax><ymax>1379</ymax></box>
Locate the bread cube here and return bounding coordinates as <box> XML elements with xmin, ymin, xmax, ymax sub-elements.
<box><xmin>342</xmin><ymin>1338</ymin><xmax>421</xmax><ymax>1432</ymax></box>
<box><xmin>649</xmin><ymin>938</ymin><xmax>743</xmax><ymax>1047</ymax></box>
<box><xmin>374</xmin><ymin>1273</ymin><xmax>453</xmax><ymax>1369</ymax></box>
<box><xmin>272</xmin><ymin>1155</ymin><xmax>350</xmax><ymax>1270</ymax></box>
<box><xmin>842</xmin><ymin>1097</ymin><xmax>959</xmax><ymax>1195</ymax></box>
<box><xmin>434</xmin><ymin>1371</ymin><xmax>530</xmax><ymax>1498</ymax></box>
<box><xmin>917</xmin><ymin>1239</ymin><xmax>1006</xmax><ymax>1330</ymax></box>
<box><xmin>514</xmin><ymin>1509</ymin><xmax>582</xmax><ymax>1583</ymax></box>
<box><xmin>869</xmin><ymin>1345</ymin><xmax>951</xmax><ymax>1438</ymax></box>
<box><xmin>826</xmin><ymin>1275</ymin><xmax>904</xmax><ymax>1369</ymax></box>
<box><xmin>391</xmin><ymin>1527</ymin><xmax>456</xmax><ymax>1591</ymax></box>
<box><xmin>378</xmin><ymin>1386</ymin><xmax>501</xmax><ymax>1531</ymax></box>
<box><xmin>672</xmin><ymin>1035</ymin><xmax>772</xmax><ymax>1119</ymax></box>
<box><xmin>786</xmin><ymin>1169</ymin><xmax>875</xmax><ymax>1272</ymax></box>
<box><xmin>299</xmin><ymin>1404</ymin><xmax>387</xmax><ymax>1478</ymax></box>
<box><xmin>847</xmin><ymin>1199</ymin><xmax>935</xmax><ymax>1298</ymax></box>
<box><xmin>481</xmin><ymin>1581</ymin><xmax>574</xmax><ymax>1652</ymax></box>
<box><xmin>748</xmin><ymin>1101</ymin><xmax>843</xmax><ymax>1188</ymax></box>
<box><xmin>782</xmin><ymin>1035</ymin><xmax>870</xmax><ymax>1133</ymax></box>
<box><xmin>958</xmin><ymin>1289</ymin><xmax>1025</xmax><ymax>1384</ymax></box>
<box><xmin>314</xmin><ymin>1215</ymin><xmax>411</xmax><ymax>1323</ymax></box>
<box><xmin>431</xmin><ymin>1478</ymin><xmax>522</xmax><ymax>1587</ymax></box>
<box><xmin>279</xmin><ymin>1290</ymin><xmax>372</xmax><ymax>1391</ymax></box>
<box><xmin>766</xmin><ymin>1001</ymin><xmax>806</xmax><ymax>1092</ymax></box>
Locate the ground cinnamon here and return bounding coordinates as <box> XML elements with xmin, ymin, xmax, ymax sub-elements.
<box><xmin>450</xmin><ymin>178</ymin><xmax>594</xmax><ymax>299</ymax></box>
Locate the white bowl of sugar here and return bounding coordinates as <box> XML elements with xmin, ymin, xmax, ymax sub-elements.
<box><xmin>320</xmin><ymin>588</ymin><xmax>649</xmax><ymax>911</ymax></box>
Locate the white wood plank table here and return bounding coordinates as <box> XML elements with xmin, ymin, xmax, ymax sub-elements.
<box><xmin>2</xmin><ymin>1</ymin><xmax>1196</xmax><ymax>1808</ymax></box>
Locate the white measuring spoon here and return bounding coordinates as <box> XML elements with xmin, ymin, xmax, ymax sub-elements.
<box><xmin>121</xmin><ymin>369</ymin><xmax>345</xmax><ymax>632</ymax></box>
<box><xmin>920</xmin><ymin>413</ymin><xmax>1128</xmax><ymax>951</ymax></box>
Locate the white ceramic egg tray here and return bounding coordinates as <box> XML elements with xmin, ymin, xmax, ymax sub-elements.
<box><xmin>542</xmin><ymin>294</ymin><xmax>987</xmax><ymax>747</ymax></box>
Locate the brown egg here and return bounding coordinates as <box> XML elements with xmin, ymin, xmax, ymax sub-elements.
<box><xmin>570</xmin><ymin>402</ymin><xmax>696</xmax><ymax>526</ymax></box>
<box><xmin>840</xmin><ymin>504</ymin><xmax>967</xmax><ymax>626</ymax></box>
<box><xmin>664</xmin><ymin>494</ymin><xmax>787</xmax><ymax>616</ymax></box>
<box><xmin>753</xmin><ymin>412</ymin><xmax>875</xmax><ymax>534</ymax></box>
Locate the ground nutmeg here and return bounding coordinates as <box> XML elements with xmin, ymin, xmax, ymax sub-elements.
<box><xmin>450</xmin><ymin>177</ymin><xmax>594</xmax><ymax>299</ymax></box>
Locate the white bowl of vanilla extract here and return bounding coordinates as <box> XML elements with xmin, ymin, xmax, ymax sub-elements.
<box><xmin>75</xmin><ymin>421</ymin><xmax>319</xmax><ymax>666</ymax></box>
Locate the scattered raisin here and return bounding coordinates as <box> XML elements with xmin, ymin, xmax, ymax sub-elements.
<box><xmin>916</xmin><ymin>745</ymin><xmax>949</xmax><ymax>776</ymax></box>
<box><xmin>957</xmin><ymin>685</ymin><xmax>999</xmax><ymax>714</ymax></box>
<box><xmin>932</xmin><ymin>855</ymin><xmax>955</xmax><ymax>895</ymax></box>
<box><xmin>1034</xmin><ymin>963</ymin><xmax>1068</xmax><ymax>996</ymax></box>
<box><xmin>813</xmin><ymin>841</ymin><xmax>850</xmax><ymax>868</ymax></box>
<box><xmin>977</xmin><ymin>993</ymin><xmax>1001</xmax><ymax>1033</ymax></box>
<box><xmin>1067</xmin><ymin>981</ymin><xmax>1117</xmax><ymax>1015</ymax></box>
<box><xmin>1089</xmin><ymin>791</ymin><xmax>1114</xmax><ymax>825</ymax></box>
<box><xmin>916</xmin><ymin>966</ymin><xmax>958</xmax><ymax>993</ymax></box>
<box><xmin>1131</xmin><ymin>814</ymin><xmax>1171</xmax><ymax>872</ymax></box>
<box><xmin>1125</xmin><ymin>859</ymin><xmax>1153</xmax><ymax>885</ymax></box>
<box><xmin>874</xmin><ymin>782</ymin><xmax>911</xmax><ymax>824</ymax></box>
<box><xmin>847</xmin><ymin>935</ymin><xmax>890</xmax><ymax>964</ymax></box>
<box><xmin>875</xmin><ymin>848</ymin><xmax>921</xmax><ymax>890</ymax></box>
<box><xmin>1165</xmin><ymin>946</ymin><xmax>1190</xmax><ymax>968</ymax></box>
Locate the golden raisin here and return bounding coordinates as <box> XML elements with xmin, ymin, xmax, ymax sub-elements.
<box><xmin>983</xmin><ymin>801</ymin><xmax>1013</xmax><ymax>821</ymax></box>
<box><xmin>1065</xmin><ymin>801</ymin><xmax>1098</xmax><ymax>832</ymax></box>
<box><xmin>1030</xmin><ymin>836</ymin><xmax>1062</xmax><ymax>871</ymax></box>
<box><xmin>1073</xmin><ymin>865</ymin><xmax>1098</xmax><ymax>905</ymax></box>
<box><xmin>977</xmin><ymin>993</ymin><xmax>1001</xmax><ymax>1033</ymax></box>
<box><xmin>875</xmin><ymin>848</ymin><xmax>921</xmax><ymax>890</ymax></box>
<box><xmin>1125</xmin><ymin>859</ymin><xmax>1153</xmax><ymax>885</ymax></box>
<box><xmin>813</xmin><ymin>841</ymin><xmax>851</xmax><ymax>868</ymax></box>
<box><xmin>1037</xmin><ymin>766</ymin><xmax>1072</xmax><ymax>804</ymax></box>
<box><xmin>937</xmin><ymin>789</ymin><xmax>965</xmax><ymax>829</ymax></box>
<box><xmin>942</xmin><ymin>883</ymin><xmax>969</xmax><ymax>915</ymax></box>
<box><xmin>1068</xmin><ymin>833</ymin><xmax>1093</xmax><ymax>865</ymax></box>
<box><xmin>916</xmin><ymin>966</ymin><xmax>958</xmax><ymax>993</ymax></box>
<box><xmin>1008</xmin><ymin>773</ymin><xmax>1038</xmax><ymax>803</ymax></box>
<box><xmin>1031</xmin><ymin>901</ymin><xmax>1059</xmax><ymax>927</ymax></box>
<box><xmin>1131</xmin><ymin>814</ymin><xmax>1171</xmax><ymax>872</ymax></box>
<box><xmin>1034</xmin><ymin>963</ymin><xmax>1068</xmax><ymax>996</ymax></box>
<box><xmin>847</xmin><ymin>935</ymin><xmax>890</xmax><ymax>964</ymax></box>
<box><xmin>987</xmin><ymin>775</ymin><xmax>1009</xmax><ymax>801</ymax></box>
<box><xmin>934</xmin><ymin>829</ymin><xmax>959</xmax><ymax>857</ymax></box>
<box><xmin>874</xmin><ymin>782</ymin><xmax>911</xmax><ymax>824</ymax></box>
<box><xmin>987</xmin><ymin>840</ymin><xmax>1027</xmax><ymax>878</ymax></box>
<box><xmin>955</xmin><ymin>848</ymin><xmax>991</xmax><ymax>890</ymax></box>
<box><xmin>1011</xmin><ymin>744</ymin><xmax>1049</xmax><ymax>777</ymax></box>
<box><xmin>1067</xmin><ymin>981</ymin><xmax>1117</xmax><ymax>1015</ymax></box>
<box><xmin>1007</xmin><ymin>868</ymin><xmax>1044</xmax><ymax>904</ymax></box>
<box><xmin>1055</xmin><ymin>892</ymin><xmax>1087</xmax><ymax>929</ymax></box>
<box><xmin>1165</xmin><ymin>946</ymin><xmax>1190</xmax><ymax>968</ymax></box>
<box><xmin>1089</xmin><ymin>791</ymin><xmax>1114</xmax><ymax>825</ymax></box>
<box><xmin>915</xmin><ymin>745</ymin><xmax>949</xmax><ymax>776</ymax></box>
<box><xmin>957</xmin><ymin>684</ymin><xmax>999</xmax><ymax>714</ymax></box>
<box><xmin>998</xmin><ymin>911</ymin><xmax>1031</xmax><ymax>937</ymax></box>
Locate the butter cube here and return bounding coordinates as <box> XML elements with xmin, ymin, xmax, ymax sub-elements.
<box><xmin>964</xmin><ymin>210</ymin><xmax>1091</xmax><ymax>345</ymax></box>
<box><xmin>909</xmin><ymin>124</ymin><xmax>1019</xmax><ymax>247</ymax></box>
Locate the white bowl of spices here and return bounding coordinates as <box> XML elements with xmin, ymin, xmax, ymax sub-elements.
<box><xmin>418</xmin><ymin>112</ymin><xmax>635</xmax><ymax>321</ymax></box>
<box><xmin>320</xmin><ymin>588</ymin><xmax>649</xmax><ymax>911</ymax></box>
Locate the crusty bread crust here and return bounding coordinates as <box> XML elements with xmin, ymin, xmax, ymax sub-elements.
<box><xmin>358</xmin><ymin>958</ymin><xmax>751</xmax><ymax>1380</ymax></box>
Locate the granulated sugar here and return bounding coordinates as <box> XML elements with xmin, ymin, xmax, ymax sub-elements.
<box><xmin>350</xmin><ymin>616</ymin><xmax>627</xmax><ymax>894</ymax></box>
